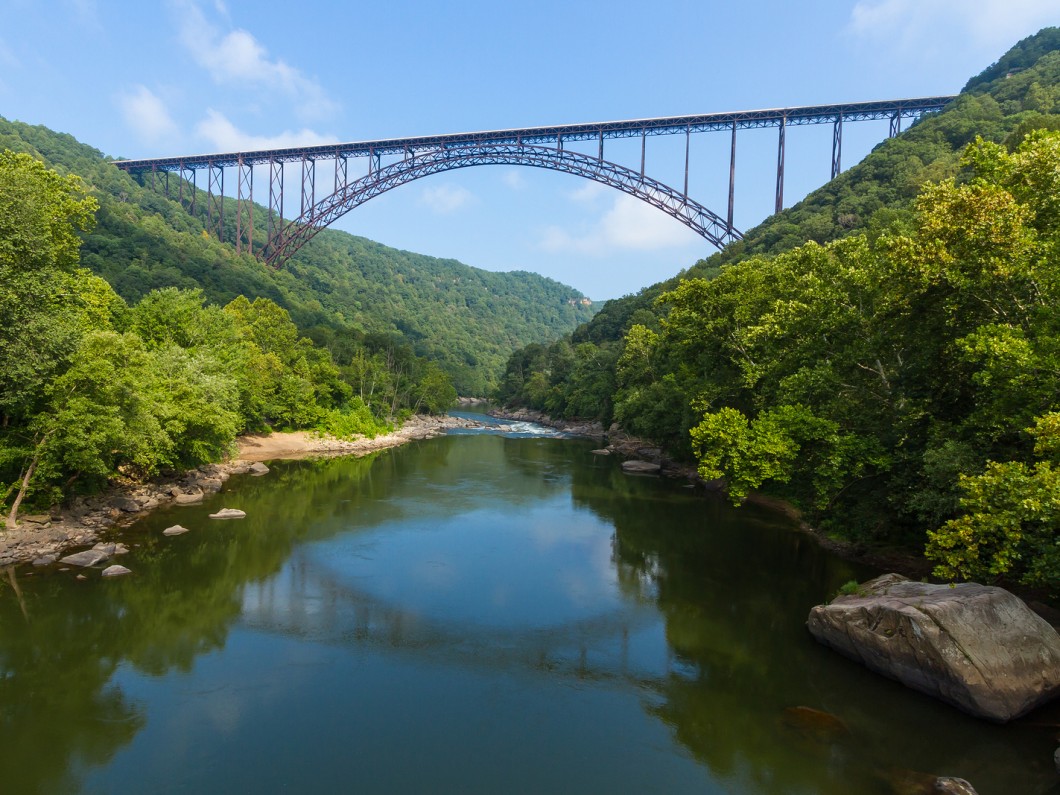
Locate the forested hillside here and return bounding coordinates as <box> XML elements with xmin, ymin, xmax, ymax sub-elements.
<box><xmin>0</xmin><ymin>117</ymin><xmax>596</xmax><ymax>395</ymax></box>
<box><xmin>495</xmin><ymin>29</ymin><xmax>1060</xmax><ymax>590</ymax></box>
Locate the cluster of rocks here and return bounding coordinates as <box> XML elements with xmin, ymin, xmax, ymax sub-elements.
<box><xmin>488</xmin><ymin>407</ymin><xmax>607</xmax><ymax>438</ymax></box>
<box><xmin>490</xmin><ymin>409</ymin><xmax>708</xmax><ymax>483</ymax></box>
<box><xmin>0</xmin><ymin>460</ymin><xmax>268</xmax><ymax>568</ymax></box>
<box><xmin>0</xmin><ymin>415</ymin><xmax>483</xmax><ymax>568</ymax></box>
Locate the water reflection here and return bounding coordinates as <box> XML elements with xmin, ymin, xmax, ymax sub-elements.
<box><xmin>0</xmin><ymin>434</ymin><xmax>1057</xmax><ymax>794</ymax></box>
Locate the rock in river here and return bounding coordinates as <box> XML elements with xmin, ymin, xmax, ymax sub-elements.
<box><xmin>209</xmin><ymin>508</ymin><xmax>246</xmax><ymax>520</ymax></box>
<box><xmin>807</xmin><ymin>573</ymin><xmax>1060</xmax><ymax>722</ymax></box>
<box><xmin>163</xmin><ymin>524</ymin><xmax>190</xmax><ymax>536</ymax></box>
<box><xmin>101</xmin><ymin>564</ymin><xmax>132</xmax><ymax>578</ymax></box>
<box><xmin>59</xmin><ymin>549</ymin><xmax>110</xmax><ymax>568</ymax></box>
<box><xmin>621</xmin><ymin>460</ymin><xmax>661</xmax><ymax>474</ymax></box>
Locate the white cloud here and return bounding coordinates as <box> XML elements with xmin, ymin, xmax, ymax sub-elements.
<box><xmin>540</xmin><ymin>194</ymin><xmax>702</xmax><ymax>255</ymax></box>
<box><xmin>567</xmin><ymin>181</ymin><xmax>607</xmax><ymax>204</ymax></box>
<box><xmin>849</xmin><ymin>0</ymin><xmax>1060</xmax><ymax>51</ymax></box>
<box><xmin>117</xmin><ymin>85</ymin><xmax>181</xmax><ymax>146</ymax></box>
<box><xmin>195</xmin><ymin>109</ymin><xmax>334</xmax><ymax>151</ymax></box>
<box><xmin>172</xmin><ymin>0</ymin><xmax>338</xmax><ymax>121</ymax></box>
<box><xmin>501</xmin><ymin>170</ymin><xmax>525</xmax><ymax>190</ymax></box>
<box><xmin>418</xmin><ymin>183</ymin><xmax>475</xmax><ymax>214</ymax></box>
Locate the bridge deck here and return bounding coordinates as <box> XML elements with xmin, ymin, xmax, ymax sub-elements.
<box><xmin>113</xmin><ymin>96</ymin><xmax>955</xmax><ymax>172</ymax></box>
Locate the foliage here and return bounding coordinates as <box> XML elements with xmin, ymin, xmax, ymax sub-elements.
<box><xmin>0</xmin><ymin>151</ymin><xmax>464</xmax><ymax>525</ymax></box>
<box><xmin>0</xmin><ymin>114</ymin><xmax>596</xmax><ymax>396</ymax></box>
<box><xmin>495</xmin><ymin>30</ymin><xmax>1060</xmax><ymax>589</ymax></box>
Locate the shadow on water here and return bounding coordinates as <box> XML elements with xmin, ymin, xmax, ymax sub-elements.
<box><xmin>0</xmin><ymin>434</ymin><xmax>1057</xmax><ymax>794</ymax></box>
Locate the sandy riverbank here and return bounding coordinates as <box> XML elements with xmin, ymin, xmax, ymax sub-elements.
<box><xmin>0</xmin><ymin>414</ymin><xmax>484</xmax><ymax>568</ymax></box>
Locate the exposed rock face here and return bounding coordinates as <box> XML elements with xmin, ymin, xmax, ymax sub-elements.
<box><xmin>807</xmin><ymin>573</ymin><xmax>1060</xmax><ymax>722</ymax></box>
<box><xmin>248</xmin><ymin>462</ymin><xmax>270</xmax><ymax>475</ymax></box>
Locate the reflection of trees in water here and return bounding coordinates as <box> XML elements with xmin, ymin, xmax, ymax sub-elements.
<box><xmin>0</xmin><ymin>572</ymin><xmax>145</xmax><ymax>795</ymax></box>
<box><xmin>583</xmin><ymin>468</ymin><xmax>1057</xmax><ymax>795</ymax></box>
<box><xmin>2</xmin><ymin>437</ymin><xmax>1053</xmax><ymax>794</ymax></box>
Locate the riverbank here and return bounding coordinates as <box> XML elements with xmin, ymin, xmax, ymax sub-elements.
<box><xmin>488</xmin><ymin>409</ymin><xmax>973</xmax><ymax>589</ymax></box>
<box><xmin>0</xmin><ymin>414</ymin><xmax>484</xmax><ymax>568</ymax></box>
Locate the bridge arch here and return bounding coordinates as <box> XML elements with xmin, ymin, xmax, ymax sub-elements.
<box><xmin>265</xmin><ymin>143</ymin><xmax>742</xmax><ymax>268</ymax></box>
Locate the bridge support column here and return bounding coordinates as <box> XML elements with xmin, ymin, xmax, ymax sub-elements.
<box><xmin>728</xmin><ymin>121</ymin><xmax>736</xmax><ymax>230</ymax></box>
<box><xmin>335</xmin><ymin>153</ymin><xmax>348</xmax><ymax>193</ymax></box>
<box><xmin>267</xmin><ymin>157</ymin><xmax>284</xmax><ymax>255</ymax></box>
<box><xmin>236</xmin><ymin>155</ymin><xmax>253</xmax><ymax>255</ymax></box>
<box><xmin>683</xmin><ymin>124</ymin><xmax>690</xmax><ymax>200</ymax></box>
<box><xmin>775</xmin><ymin>115</ymin><xmax>786</xmax><ymax>215</ymax></box>
<box><xmin>889</xmin><ymin>111</ymin><xmax>901</xmax><ymax>137</ymax></box>
<box><xmin>832</xmin><ymin>114</ymin><xmax>843</xmax><ymax>179</ymax></box>
<box><xmin>207</xmin><ymin>161</ymin><xmax>224</xmax><ymax>242</ymax></box>
<box><xmin>301</xmin><ymin>156</ymin><xmax>315</xmax><ymax>219</ymax></box>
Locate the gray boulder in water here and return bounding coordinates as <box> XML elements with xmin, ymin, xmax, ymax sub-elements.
<box><xmin>807</xmin><ymin>573</ymin><xmax>1060</xmax><ymax>722</ymax></box>
<box><xmin>209</xmin><ymin>508</ymin><xmax>246</xmax><ymax>520</ymax></box>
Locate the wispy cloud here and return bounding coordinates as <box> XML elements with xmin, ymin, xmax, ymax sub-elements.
<box><xmin>172</xmin><ymin>0</ymin><xmax>338</xmax><ymax>121</ymax></box>
<box><xmin>567</xmin><ymin>181</ymin><xmax>607</xmax><ymax>204</ymax></box>
<box><xmin>849</xmin><ymin>0</ymin><xmax>1060</xmax><ymax>51</ymax></box>
<box><xmin>501</xmin><ymin>170</ymin><xmax>525</xmax><ymax>190</ymax></box>
<box><xmin>195</xmin><ymin>109</ymin><xmax>335</xmax><ymax>151</ymax></box>
<box><xmin>418</xmin><ymin>183</ymin><xmax>475</xmax><ymax>214</ymax></box>
<box><xmin>117</xmin><ymin>85</ymin><xmax>181</xmax><ymax>146</ymax></box>
<box><xmin>540</xmin><ymin>194</ymin><xmax>702</xmax><ymax>255</ymax></box>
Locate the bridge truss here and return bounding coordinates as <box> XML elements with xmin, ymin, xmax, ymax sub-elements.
<box><xmin>113</xmin><ymin>96</ymin><xmax>955</xmax><ymax>268</ymax></box>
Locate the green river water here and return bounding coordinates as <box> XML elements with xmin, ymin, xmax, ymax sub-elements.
<box><xmin>1</xmin><ymin>420</ymin><xmax>1057</xmax><ymax>794</ymax></box>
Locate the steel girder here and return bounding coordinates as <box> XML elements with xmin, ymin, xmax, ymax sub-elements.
<box><xmin>264</xmin><ymin>144</ymin><xmax>743</xmax><ymax>269</ymax></box>
<box><xmin>113</xmin><ymin>96</ymin><xmax>956</xmax><ymax>174</ymax></box>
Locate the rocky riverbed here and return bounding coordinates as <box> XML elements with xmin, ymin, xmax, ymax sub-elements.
<box><xmin>0</xmin><ymin>414</ymin><xmax>485</xmax><ymax>568</ymax></box>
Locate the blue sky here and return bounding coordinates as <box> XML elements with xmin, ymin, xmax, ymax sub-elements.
<box><xmin>1</xmin><ymin>0</ymin><xmax>1058</xmax><ymax>299</ymax></box>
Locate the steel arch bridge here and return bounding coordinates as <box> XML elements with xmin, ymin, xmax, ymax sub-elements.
<box><xmin>113</xmin><ymin>96</ymin><xmax>956</xmax><ymax>269</ymax></box>
<box><xmin>268</xmin><ymin>143</ymin><xmax>737</xmax><ymax>266</ymax></box>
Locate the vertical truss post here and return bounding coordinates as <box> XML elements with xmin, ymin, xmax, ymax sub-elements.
<box><xmin>267</xmin><ymin>157</ymin><xmax>284</xmax><ymax>255</ymax></box>
<box><xmin>150</xmin><ymin>164</ymin><xmax>157</xmax><ymax>192</ymax></box>
<box><xmin>178</xmin><ymin>161</ymin><xmax>186</xmax><ymax>207</ymax></box>
<box><xmin>775</xmin><ymin>115</ymin><xmax>786</xmax><ymax>215</ymax></box>
<box><xmin>889</xmin><ymin>111</ymin><xmax>901</xmax><ymax>137</ymax></box>
<box><xmin>597</xmin><ymin>129</ymin><xmax>603</xmax><ymax>161</ymax></box>
<box><xmin>189</xmin><ymin>167</ymin><xmax>197</xmax><ymax>217</ymax></box>
<box><xmin>832</xmin><ymin>114</ymin><xmax>843</xmax><ymax>179</ymax></box>
<box><xmin>335</xmin><ymin>153</ymin><xmax>348</xmax><ymax>193</ymax></box>
<box><xmin>640</xmin><ymin>129</ymin><xmax>646</xmax><ymax>179</ymax></box>
<box><xmin>206</xmin><ymin>161</ymin><xmax>225</xmax><ymax>242</ymax></box>
<box><xmin>164</xmin><ymin>171</ymin><xmax>170</xmax><ymax>199</ymax></box>
<box><xmin>683</xmin><ymin>124</ymin><xmax>690</xmax><ymax>200</ymax></box>
<box><xmin>728</xmin><ymin>120</ymin><xmax>736</xmax><ymax>230</ymax></box>
<box><xmin>557</xmin><ymin>134</ymin><xmax>563</xmax><ymax>152</ymax></box>
<box><xmin>301</xmin><ymin>156</ymin><xmax>315</xmax><ymax>219</ymax></box>
<box><xmin>236</xmin><ymin>155</ymin><xmax>253</xmax><ymax>255</ymax></box>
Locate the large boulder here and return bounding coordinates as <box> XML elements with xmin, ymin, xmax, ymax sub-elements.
<box><xmin>807</xmin><ymin>574</ymin><xmax>1060</xmax><ymax>722</ymax></box>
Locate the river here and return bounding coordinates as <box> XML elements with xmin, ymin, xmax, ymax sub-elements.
<box><xmin>0</xmin><ymin>418</ymin><xmax>1055</xmax><ymax>794</ymax></box>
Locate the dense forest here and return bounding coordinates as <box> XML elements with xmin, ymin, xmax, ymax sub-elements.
<box><xmin>0</xmin><ymin>117</ymin><xmax>596</xmax><ymax>396</ymax></box>
<box><xmin>0</xmin><ymin>148</ymin><xmax>462</xmax><ymax>526</ymax></box>
<box><xmin>495</xmin><ymin>29</ymin><xmax>1060</xmax><ymax>590</ymax></box>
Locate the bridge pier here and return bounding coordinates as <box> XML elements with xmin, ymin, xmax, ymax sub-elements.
<box><xmin>775</xmin><ymin>115</ymin><xmax>786</xmax><ymax>215</ymax></box>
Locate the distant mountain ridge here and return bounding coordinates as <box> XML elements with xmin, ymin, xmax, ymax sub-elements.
<box><xmin>0</xmin><ymin>117</ymin><xmax>597</xmax><ymax>395</ymax></box>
